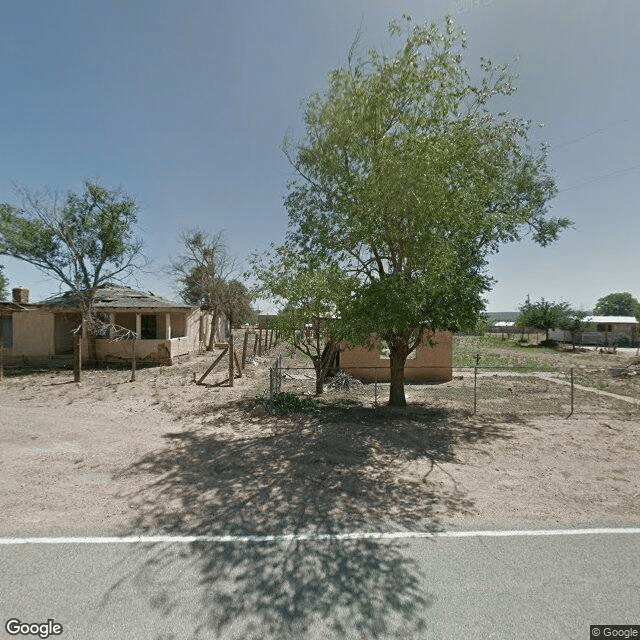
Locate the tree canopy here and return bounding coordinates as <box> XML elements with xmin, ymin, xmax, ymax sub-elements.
<box><xmin>281</xmin><ymin>15</ymin><xmax>570</xmax><ymax>405</ymax></box>
<box><xmin>0</xmin><ymin>265</ymin><xmax>7</xmax><ymax>301</ymax></box>
<box><xmin>172</xmin><ymin>229</ymin><xmax>247</xmax><ymax>348</ymax></box>
<box><xmin>516</xmin><ymin>296</ymin><xmax>576</xmax><ymax>342</ymax></box>
<box><xmin>0</xmin><ymin>179</ymin><xmax>143</xmax><ymax>292</ymax></box>
<box><xmin>593</xmin><ymin>292</ymin><xmax>640</xmax><ymax>319</ymax></box>
<box><xmin>220</xmin><ymin>279</ymin><xmax>254</xmax><ymax>327</ymax></box>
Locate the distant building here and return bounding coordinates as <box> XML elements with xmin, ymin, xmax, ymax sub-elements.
<box><xmin>550</xmin><ymin>315</ymin><xmax>638</xmax><ymax>347</ymax></box>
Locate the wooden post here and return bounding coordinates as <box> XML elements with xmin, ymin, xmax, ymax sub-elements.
<box><xmin>197</xmin><ymin>347</ymin><xmax>228</xmax><ymax>385</ymax></box>
<box><xmin>567</xmin><ymin>367</ymin><xmax>574</xmax><ymax>418</ymax></box>
<box><xmin>242</xmin><ymin>330</ymin><xmax>249</xmax><ymax>369</ymax></box>
<box><xmin>258</xmin><ymin>330</ymin><xmax>262</xmax><ymax>356</ymax></box>
<box><xmin>130</xmin><ymin>339</ymin><xmax>137</xmax><ymax>382</ymax></box>
<box><xmin>228</xmin><ymin>333</ymin><xmax>234</xmax><ymax>387</ymax></box>
<box><xmin>253</xmin><ymin>333</ymin><xmax>258</xmax><ymax>356</ymax></box>
<box><xmin>0</xmin><ymin>338</ymin><xmax>3</xmax><ymax>381</ymax></box>
<box><xmin>268</xmin><ymin>329</ymin><xmax>273</xmax><ymax>350</ymax></box>
<box><xmin>73</xmin><ymin>334</ymin><xmax>82</xmax><ymax>382</ymax></box>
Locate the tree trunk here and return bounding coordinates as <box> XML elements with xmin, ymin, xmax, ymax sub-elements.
<box><xmin>312</xmin><ymin>339</ymin><xmax>338</xmax><ymax>396</ymax></box>
<box><xmin>207</xmin><ymin>311</ymin><xmax>219</xmax><ymax>351</ymax></box>
<box><xmin>314</xmin><ymin>358</ymin><xmax>324</xmax><ymax>395</ymax></box>
<box><xmin>388</xmin><ymin>342</ymin><xmax>409</xmax><ymax>407</ymax></box>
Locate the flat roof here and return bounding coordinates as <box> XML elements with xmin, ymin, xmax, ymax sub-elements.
<box><xmin>583</xmin><ymin>315</ymin><xmax>638</xmax><ymax>324</ymax></box>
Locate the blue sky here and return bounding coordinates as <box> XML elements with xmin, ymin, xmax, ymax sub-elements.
<box><xmin>1</xmin><ymin>0</ymin><xmax>638</xmax><ymax>312</ymax></box>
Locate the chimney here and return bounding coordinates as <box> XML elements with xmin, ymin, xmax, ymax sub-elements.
<box><xmin>12</xmin><ymin>287</ymin><xmax>29</xmax><ymax>305</ymax></box>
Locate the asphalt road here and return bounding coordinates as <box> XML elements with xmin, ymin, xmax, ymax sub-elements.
<box><xmin>1</xmin><ymin>529</ymin><xmax>638</xmax><ymax>640</ymax></box>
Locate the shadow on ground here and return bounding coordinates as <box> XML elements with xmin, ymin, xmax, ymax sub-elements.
<box><xmin>105</xmin><ymin>402</ymin><xmax>516</xmax><ymax>639</ymax></box>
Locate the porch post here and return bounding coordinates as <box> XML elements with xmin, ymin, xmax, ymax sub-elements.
<box><xmin>165</xmin><ymin>313</ymin><xmax>171</xmax><ymax>340</ymax></box>
<box><xmin>135</xmin><ymin>313</ymin><xmax>141</xmax><ymax>339</ymax></box>
<box><xmin>108</xmin><ymin>313</ymin><xmax>115</xmax><ymax>339</ymax></box>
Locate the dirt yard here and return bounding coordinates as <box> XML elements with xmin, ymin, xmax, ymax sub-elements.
<box><xmin>1</xmin><ymin>339</ymin><xmax>638</xmax><ymax>537</ymax></box>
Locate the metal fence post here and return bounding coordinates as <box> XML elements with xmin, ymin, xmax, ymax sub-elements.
<box><xmin>269</xmin><ymin>366</ymin><xmax>274</xmax><ymax>399</ymax></box>
<box><xmin>374</xmin><ymin>374</ymin><xmax>377</xmax><ymax>407</ymax></box>
<box><xmin>473</xmin><ymin>366</ymin><xmax>478</xmax><ymax>414</ymax></box>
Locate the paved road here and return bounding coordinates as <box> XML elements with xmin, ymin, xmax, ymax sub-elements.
<box><xmin>1</xmin><ymin>529</ymin><xmax>638</xmax><ymax>640</ymax></box>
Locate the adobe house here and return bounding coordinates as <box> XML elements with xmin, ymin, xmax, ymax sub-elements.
<box><xmin>0</xmin><ymin>284</ymin><xmax>229</xmax><ymax>367</ymax></box>
<box><xmin>339</xmin><ymin>331</ymin><xmax>453</xmax><ymax>383</ymax></box>
<box><xmin>0</xmin><ymin>287</ymin><xmax>49</xmax><ymax>363</ymax></box>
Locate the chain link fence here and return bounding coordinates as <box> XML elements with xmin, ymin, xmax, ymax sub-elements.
<box><xmin>268</xmin><ymin>361</ymin><xmax>640</xmax><ymax>417</ymax></box>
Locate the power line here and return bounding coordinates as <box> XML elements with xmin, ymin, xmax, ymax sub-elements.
<box><xmin>558</xmin><ymin>161</ymin><xmax>640</xmax><ymax>193</ymax></box>
<box><xmin>553</xmin><ymin>111</ymin><xmax>640</xmax><ymax>150</ymax></box>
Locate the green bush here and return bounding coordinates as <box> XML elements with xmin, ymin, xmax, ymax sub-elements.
<box><xmin>617</xmin><ymin>333</ymin><xmax>631</xmax><ymax>347</ymax></box>
<box><xmin>271</xmin><ymin>391</ymin><xmax>303</xmax><ymax>414</ymax></box>
<box><xmin>270</xmin><ymin>391</ymin><xmax>322</xmax><ymax>415</ymax></box>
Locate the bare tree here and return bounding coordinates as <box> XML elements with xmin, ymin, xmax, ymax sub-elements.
<box><xmin>171</xmin><ymin>230</ymin><xmax>236</xmax><ymax>350</ymax></box>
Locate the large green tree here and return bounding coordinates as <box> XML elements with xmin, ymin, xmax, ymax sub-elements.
<box><xmin>0</xmin><ymin>179</ymin><xmax>143</xmax><ymax>292</ymax></box>
<box><xmin>593</xmin><ymin>292</ymin><xmax>640</xmax><ymax>319</ymax></box>
<box><xmin>282</xmin><ymin>15</ymin><xmax>570</xmax><ymax>406</ymax></box>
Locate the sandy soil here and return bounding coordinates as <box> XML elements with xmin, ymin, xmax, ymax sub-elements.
<box><xmin>1</xmin><ymin>346</ymin><xmax>638</xmax><ymax>537</ymax></box>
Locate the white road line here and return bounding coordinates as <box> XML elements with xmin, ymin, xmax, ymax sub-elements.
<box><xmin>1</xmin><ymin>527</ymin><xmax>639</xmax><ymax>545</ymax></box>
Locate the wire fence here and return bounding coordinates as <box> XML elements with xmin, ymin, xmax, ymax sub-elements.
<box><xmin>268</xmin><ymin>361</ymin><xmax>640</xmax><ymax>417</ymax></box>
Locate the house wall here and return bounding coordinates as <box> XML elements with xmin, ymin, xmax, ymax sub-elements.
<box><xmin>54</xmin><ymin>313</ymin><xmax>81</xmax><ymax>354</ymax></box>
<box><xmin>340</xmin><ymin>331</ymin><xmax>453</xmax><ymax>383</ymax></box>
<box><xmin>95</xmin><ymin>339</ymin><xmax>172</xmax><ymax>364</ymax></box>
<box><xmin>11</xmin><ymin>310</ymin><xmax>55</xmax><ymax>357</ymax></box>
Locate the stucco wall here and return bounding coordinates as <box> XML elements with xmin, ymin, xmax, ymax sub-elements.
<box><xmin>340</xmin><ymin>331</ymin><xmax>452</xmax><ymax>383</ymax></box>
<box><xmin>11</xmin><ymin>310</ymin><xmax>55</xmax><ymax>357</ymax></box>
<box><xmin>95</xmin><ymin>339</ymin><xmax>173</xmax><ymax>364</ymax></box>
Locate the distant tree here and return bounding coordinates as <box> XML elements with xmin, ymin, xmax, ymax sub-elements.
<box><xmin>558</xmin><ymin>309</ymin><xmax>587</xmax><ymax>350</ymax></box>
<box><xmin>281</xmin><ymin>15</ymin><xmax>569</xmax><ymax>406</ymax></box>
<box><xmin>516</xmin><ymin>296</ymin><xmax>572</xmax><ymax>342</ymax></box>
<box><xmin>250</xmin><ymin>246</ymin><xmax>356</xmax><ymax>394</ymax></box>
<box><xmin>0</xmin><ymin>265</ymin><xmax>7</xmax><ymax>301</ymax></box>
<box><xmin>593</xmin><ymin>292</ymin><xmax>640</xmax><ymax>320</ymax></box>
<box><xmin>0</xmin><ymin>179</ymin><xmax>143</xmax><ymax>292</ymax></box>
<box><xmin>172</xmin><ymin>230</ymin><xmax>236</xmax><ymax>350</ymax></box>
<box><xmin>220</xmin><ymin>279</ymin><xmax>254</xmax><ymax>328</ymax></box>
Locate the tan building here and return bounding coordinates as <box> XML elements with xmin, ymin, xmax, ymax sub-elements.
<box><xmin>550</xmin><ymin>315</ymin><xmax>638</xmax><ymax>347</ymax></box>
<box><xmin>0</xmin><ymin>285</ymin><xmax>229</xmax><ymax>367</ymax></box>
<box><xmin>339</xmin><ymin>331</ymin><xmax>452</xmax><ymax>383</ymax></box>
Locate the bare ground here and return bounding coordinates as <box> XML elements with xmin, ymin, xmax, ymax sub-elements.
<box><xmin>0</xmin><ymin>343</ymin><xmax>639</xmax><ymax>538</ymax></box>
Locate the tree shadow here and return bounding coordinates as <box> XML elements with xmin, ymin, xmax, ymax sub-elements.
<box><xmin>104</xmin><ymin>403</ymin><xmax>516</xmax><ymax>638</ymax></box>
